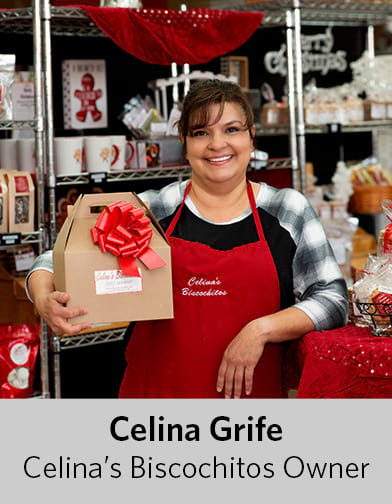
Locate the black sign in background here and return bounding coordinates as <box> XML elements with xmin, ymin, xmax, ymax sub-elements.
<box><xmin>246</xmin><ymin>25</ymin><xmax>367</xmax><ymax>102</ymax></box>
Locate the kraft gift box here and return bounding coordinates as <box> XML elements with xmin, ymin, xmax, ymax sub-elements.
<box><xmin>53</xmin><ymin>192</ymin><xmax>173</xmax><ymax>325</ymax></box>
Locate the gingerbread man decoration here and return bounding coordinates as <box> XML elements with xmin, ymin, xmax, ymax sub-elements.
<box><xmin>74</xmin><ymin>73</ymin><xmax>102</xmax><ymax>123</ymax></box>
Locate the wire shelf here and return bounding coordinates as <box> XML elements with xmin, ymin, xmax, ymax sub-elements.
<box><xmin>107</xmin><ymin>164</ymin><xmax>192</xmax><ymax>182</ymax></box>
<box><xmin>0</xmin><ymin>120</ymin><xmax>36</xmax><ymax>130</ymax></box>
<box><xmin>20</xmin><ymin>231</ymin><xmax>42</xmax><ymax>245</ymax></box>
<box><xmin>0</xmin><ymin>231</ymin><xmax>41</xmax><ymax>250</ymax></box>
<box><xmin>223</xmin><ymin>1</ymin><xmax>392</xmax><ymax>26</ymax></box>
<box><xmin>50</xmin><ymin>7</ymin><xmax>105</xmax><ymax>37</ymax></box>
<box><xmin>0</xmin><ymin>3</ymin><xmax>392</xmax><ymax>35</ymax></box>
<box><xmin>355</xmin><ymin>301</ymin><xmax>392</xmax><ymax>336</ymax></box>
<box><xmin>0</xmin><ymin>6</ymin><xmax>103</xmax><ymax>37</ymax></box>
<box><xmin>59</xmin><ymin>325</ymin><xmax>127</xmax><ymax>350</ymax></box>
<box><xmin>259</xmin><ymin>120</ymin><xmax>392</xmax><ymax>135</ymax></box>
<box><xmin>54</xmin><ymin>158</ymin><xmax>293</xmax><ymax>186</ymax></box>
<box><xmin>1</xmin><ymin>3</ymin><xmax>391</xmax><ymax>36</ymax></box>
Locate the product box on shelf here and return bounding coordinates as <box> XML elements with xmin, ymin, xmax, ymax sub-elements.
<box><xmin>53</xmin><ymin>192</ymin><xmax>173</xmax><ymax>325</ymax></box>
<box><xmin>155</xmin><ymin>136</ymin><xmax>186</xmax><ymax>166</ymax></box>
<box><xmin>261</xmin><ymin>102</ymin><xmax>289</xmax><ymax>127</ymax></box>
<box><xmin>62</xmin><ymin>59</ymin><xmax>108</xmax><ymax>130</ymax></box>
<box><xmin>12</xmin><ymin>71</ymin><xmax>35</xmax><ymax>121</ymax></box>
<box><xmin>6</xmin><ymin>171</ymin><xmax>35</xmax><ymax>233</ymax></box>
<box><xmin>0</xmin><ymin>170</ymin><xmax>8</xmax><ymax>233</ymax></box>
<box><xmin>364</xmin><ymin>99</ymin><xmax>386</xmax><ymax>121</ymax></box>
<box><xmin>125</xmin><ymin>140</ymin><xmax>139</xmax><ymax>169</ymax></box>
<box><xmin>136</xmin><ymin>140</ymin><xmax>161</xmax><ymax>168</ymax></box>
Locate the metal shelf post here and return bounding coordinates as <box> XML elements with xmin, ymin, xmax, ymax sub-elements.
<box><xmin>33</xmin><ymin>0</ymin><xmax>50</xmax><ymax>398</ymax></box>
<box><xmin>293</xmin><ymin>0</ymin><xmax>307</xmax><ymax>195</ymax></box>
<box><xmin>42</xmin><ymin>0</ymin><xmax>57</xmax><ymax>249</ymax></box>
<box><xmin>286</xmin><ymin>8</ymin><xmax>299</xmax><ymax>191</ymax></box>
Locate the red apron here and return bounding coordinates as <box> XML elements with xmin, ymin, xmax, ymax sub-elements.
<box><xmin>119</xmin><ymin>182</ymin><xmax>283</xmax><ymax>398</ymax></box>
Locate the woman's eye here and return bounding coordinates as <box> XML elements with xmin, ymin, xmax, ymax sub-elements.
<box><xmin>192</xmin><ymin>130</ymin><xmax>207</xmax><ymax>137</ymax></box>
<box><xmin>226</xmin><ymin>126</ymin><xmax>240</xmax><ymax>133</ymax></box>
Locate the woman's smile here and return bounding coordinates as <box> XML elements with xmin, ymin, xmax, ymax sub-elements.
<box><xmin>206</xmin><ymin>154</ymin><xmax>234</xmax><ymax>165</ymax></box>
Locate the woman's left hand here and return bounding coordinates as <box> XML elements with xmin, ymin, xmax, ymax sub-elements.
<box><xmin>216</xmin><ymin>319</ymin><xmax>265</xmax><ymax>399</ymax></box>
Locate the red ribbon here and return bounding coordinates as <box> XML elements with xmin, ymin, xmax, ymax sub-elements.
<box><xmin>91</xmin><ymin>201</ymin><xmax>166</xmax><ymax>277</ymax></box>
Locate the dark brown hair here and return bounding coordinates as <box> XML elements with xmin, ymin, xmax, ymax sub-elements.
<box><xmin>177</xmin><ymin>79</ymin><xmax>254</xmax><ymax>144</ymax></box>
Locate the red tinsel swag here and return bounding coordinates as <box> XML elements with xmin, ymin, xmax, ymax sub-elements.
<box><xmin>77</xmin><ymin>6</ymin><xmax>263</xmax><ymax>65</ymax></box>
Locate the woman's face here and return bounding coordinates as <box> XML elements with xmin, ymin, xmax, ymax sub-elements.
<box><xmin>185</xmin><ymin>102</ymin><xmax>255</xmax><ymax>186</ymax></box>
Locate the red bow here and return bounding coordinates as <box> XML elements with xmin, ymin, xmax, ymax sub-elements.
<box><xmin>91</xmin><ymin>201</ymin><xmax>166</xmax><ymax>277</ymax></box>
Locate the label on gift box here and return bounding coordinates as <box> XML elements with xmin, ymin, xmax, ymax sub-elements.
<box><xmin>62</xmin><ymin>59</ymin><xmax>108</xmax><ymax>130</ymax></box>
<box><xmin>94</xmin><ymin>269</ymin><xmax>142</xmax><ymax>295</ymax></box>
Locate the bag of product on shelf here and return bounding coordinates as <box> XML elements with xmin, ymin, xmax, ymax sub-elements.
<box><xmin>0</xmin><ymin>54</ymin><xmax>15</xmax><ymax>121</ymax></box>
<box><xmin>5</xmin><ymin>171</ymin><xmax>35</xmax><ymax>233</ymax></box>
<box><xmin>260</xmin><ymin>83</ymin><xmax>287</xmax><ymax>127</ymax></box>
<box><xmin>377</xmin><ymin>199</ymin><xmax>392</xmax><ymax>256</ymax></box>
<box><xmin>11</xmin><ymin>67</ymin><xmax>35</xmax><ymax>122</ymax></box>
<box><xmin>0</xmin><ymin>323</ymin><xmax>40</xmax><ymax>398</ymax></box>
<box><xmin>2</xmin><ymin>245</ymin><xmax>36</xmax><ymax>277</ymax></box>
<box><xmin>0</xmin><ymin>170</ymin><xmax>8</xmax><ymax>233</ymax></box>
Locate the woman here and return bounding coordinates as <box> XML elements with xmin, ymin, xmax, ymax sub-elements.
<box><xmin>27</xmin><ymin>79</ymin><xmax>348</xmax><ymax>398</ymax></box>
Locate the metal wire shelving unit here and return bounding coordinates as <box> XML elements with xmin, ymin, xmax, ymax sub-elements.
<box><xmin>0</xmin><ymin>1</ymin><xmax>50</xmax><ymax>399</ymax></box>
<box><xmin>11</xmin><ymin>0</ymin><xmax>392</xmax><ymax>397</ymax></box>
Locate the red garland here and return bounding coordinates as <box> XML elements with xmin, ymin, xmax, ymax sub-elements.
<box><xmin>91</xmin><ymin>201</ymin><xmax>166</xmax><ymax>277</ymax></box>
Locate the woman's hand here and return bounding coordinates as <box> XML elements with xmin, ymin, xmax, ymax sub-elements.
<box><xmin>35</xmin><ymin>290</ymin><xmax>91</xmax><ymax>337</ymax></box>
<box><xmin>216</xmin><ymin>319</ymin><xmax>265</xmax><ymax>399</ymax></box>
<box><xmin>28</xmin><ymin>270</ymin><xmax>91</xmax><ymax>337</ymax></box>
<box><xmin>216</xmin><ymin>308</ymin><xmax>316</xmax><ymax>398</ymax></box>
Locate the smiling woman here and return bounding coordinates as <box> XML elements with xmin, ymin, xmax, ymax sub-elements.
<box><xmin>26</xmin><ymin>79</ymin><xmax>348</xmax><ymax>399</ymax></box>
<box><xmin>177</xmin><ymin>80</ymin><xmax>257</xmax><ymax>222</ymax></box>
<box><xmin>185</xmin><ymin>102</ymin><xmax>255</xmax><ymax>201</ymax></box>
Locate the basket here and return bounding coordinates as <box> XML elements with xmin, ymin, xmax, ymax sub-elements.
<box><xmin>355</xmin><ymin>301</ymin><xmax>392</xmax><ymax>336</ymax></box>
<box><xmin>349</xmin><ymin>185</ymin><xmax>392</xmax><ymax>214</ymax></box>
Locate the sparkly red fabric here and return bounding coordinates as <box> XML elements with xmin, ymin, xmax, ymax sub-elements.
<box><xmin>285</xmin><ymin>324</ymin><xmax>392</xmax><ymax>398</ymax></box>
<box><xmin>76</xmin><ymin>6</ymin><xmax>263</xmax><ymax>65</ymax></box>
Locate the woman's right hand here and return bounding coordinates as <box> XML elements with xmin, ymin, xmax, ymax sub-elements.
<box><xmin>34</xmin><ymin>290</ymin><xmax>91</xmax><ymax>337</ymax></box>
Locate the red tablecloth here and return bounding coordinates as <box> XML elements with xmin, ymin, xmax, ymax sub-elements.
<box><xmin>285</xmin><ymin>325</ymin><xmax>392</xmax><ymax>398</ymax></box>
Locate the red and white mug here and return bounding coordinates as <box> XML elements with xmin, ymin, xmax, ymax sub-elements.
<box><xmin>110</xmin><ymin>135</ymin><xmax>137</xmax><ymax>171</ymax></box>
